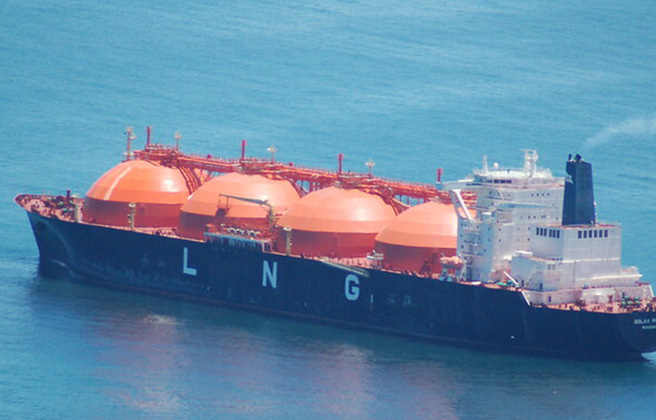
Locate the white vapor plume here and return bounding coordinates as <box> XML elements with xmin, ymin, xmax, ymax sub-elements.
<box><xmin>583</xmin><ymin>114</ymin><xmax>656</xmax><ymax>150</ymax></box>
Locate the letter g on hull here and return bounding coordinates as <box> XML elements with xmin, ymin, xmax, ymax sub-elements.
<box><xmin>345</xmin><ymin>274</ymin><xmax>360</xmax><ymax>301</ymax></box>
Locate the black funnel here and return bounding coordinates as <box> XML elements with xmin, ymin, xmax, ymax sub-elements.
<box><xmin>562</xmin><ymin>154</ymin><xmax>596</xmax><ymax>226</ymax></box>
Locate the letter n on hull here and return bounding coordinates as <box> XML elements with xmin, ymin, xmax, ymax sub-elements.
<box><xmin>263</xmin><ymin>261</ymin><xmax>277</xmax><ymax>288</ymax></box>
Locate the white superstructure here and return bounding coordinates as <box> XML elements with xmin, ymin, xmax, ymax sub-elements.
<box><xmin>449</xmin><ymin>150</ymin><xmax>563</xmax><ymax>282</ymax></box>
<box><xmin>512</xmin><ymin>223</ymin><xmax>649</xmax><ymax>305</ymax></box>
<box><xmin>448</xmin><ymin>151</ymin><xmax>653</xmax><ymax>307</ymax></box>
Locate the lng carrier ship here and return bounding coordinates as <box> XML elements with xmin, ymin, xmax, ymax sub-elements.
<box><xmin>15</xmin><ymin>128</ymin><xmax>656</xmax><ymax>360</ymax></box>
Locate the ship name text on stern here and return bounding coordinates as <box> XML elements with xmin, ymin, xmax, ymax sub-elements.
<box><xmin>634</xmin><ymin>318</ymin><xmax>656</xmax><ymax>325</ymax></box>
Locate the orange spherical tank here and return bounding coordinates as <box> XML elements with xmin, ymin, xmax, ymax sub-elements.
<box><xmin>276</xmin><ymin>186</ymin><xmax>396</xmax><ymax>257</ymax></box>
<box><xmin>178</xmin><ymin>173</ymin><xmax>300</xmax><ymax>239</ymax></box>
<box><xmin>375</xmin><ymin>201</ymin><xmax>458</xmax><ymax>273</ymax></box>
<box><xmin>83</xmin><ymin>159</ymin><xmax>190</xmax><ymax>227</ymax></box>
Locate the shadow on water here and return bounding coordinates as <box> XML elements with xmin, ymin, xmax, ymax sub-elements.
<box><xmin>25</xmin><ymin>269</ymin><xmax>656</xmax><ymax>419</ymax></box>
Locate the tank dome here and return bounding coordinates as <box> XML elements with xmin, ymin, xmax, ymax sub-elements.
<box><xmin>178</xmin><ymin>172</ymin><xmax>300</xmax><ymax>239</ymax></box>
<box><xmin>276</xmin><ymin>186</ymin><xmax>396</xmax><ymax>257</ymax></box>
<box><xmin>83</xmin><ymin>159</ymin><xmax>190</xmax><ymax>227</ymax></box>
<box><xmin>375</xmin><ymin>201</ymin><xmax>458</xmax><ymax>273</ymax></box>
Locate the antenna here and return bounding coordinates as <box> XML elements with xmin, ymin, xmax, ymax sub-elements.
<box><xmin>267</xmin><ymin>144</ymin><xmax>278</xmax><ymax>163</ymax></box>
<box><xmin>146</xmin><ymin>126</ymin><xmax>151</xmax><ymax>147</ymax></box>
<box><xmin>522</xmin><ymin>149</ymin><xmax>538</xmax><ymax>177</ymax></box>
<box><xmin>365</xmin><ymin>159</ymin><xmax>375</xmax><ymax>178</ymax></box>
<box><xmin>338</xmin><ymin>153</ymin><xmax>344</xmax><ymax>175</ymax></box>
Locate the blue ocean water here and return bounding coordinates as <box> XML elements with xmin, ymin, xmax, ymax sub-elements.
<box><xmin>2</xmin><ymin>0</ymin><xmax>656</xmax><ymax>418</ymax></box>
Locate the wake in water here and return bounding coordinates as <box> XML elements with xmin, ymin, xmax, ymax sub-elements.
<box><xmin>583</xmin><ymin>115</ymin><xmax>656</xmax><ymax>150</ymax></box>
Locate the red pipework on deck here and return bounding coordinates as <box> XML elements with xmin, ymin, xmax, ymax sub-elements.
<box><xmin>132</xmin><ymin>143</ymin><xmax>476</xmax><ymax>208</ymax></box>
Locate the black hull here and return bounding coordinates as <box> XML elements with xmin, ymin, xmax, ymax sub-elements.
<box><xmin>26</xmin><ymin>211</ymin><xmax>656</xmax><ymax>360</ymax></box>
